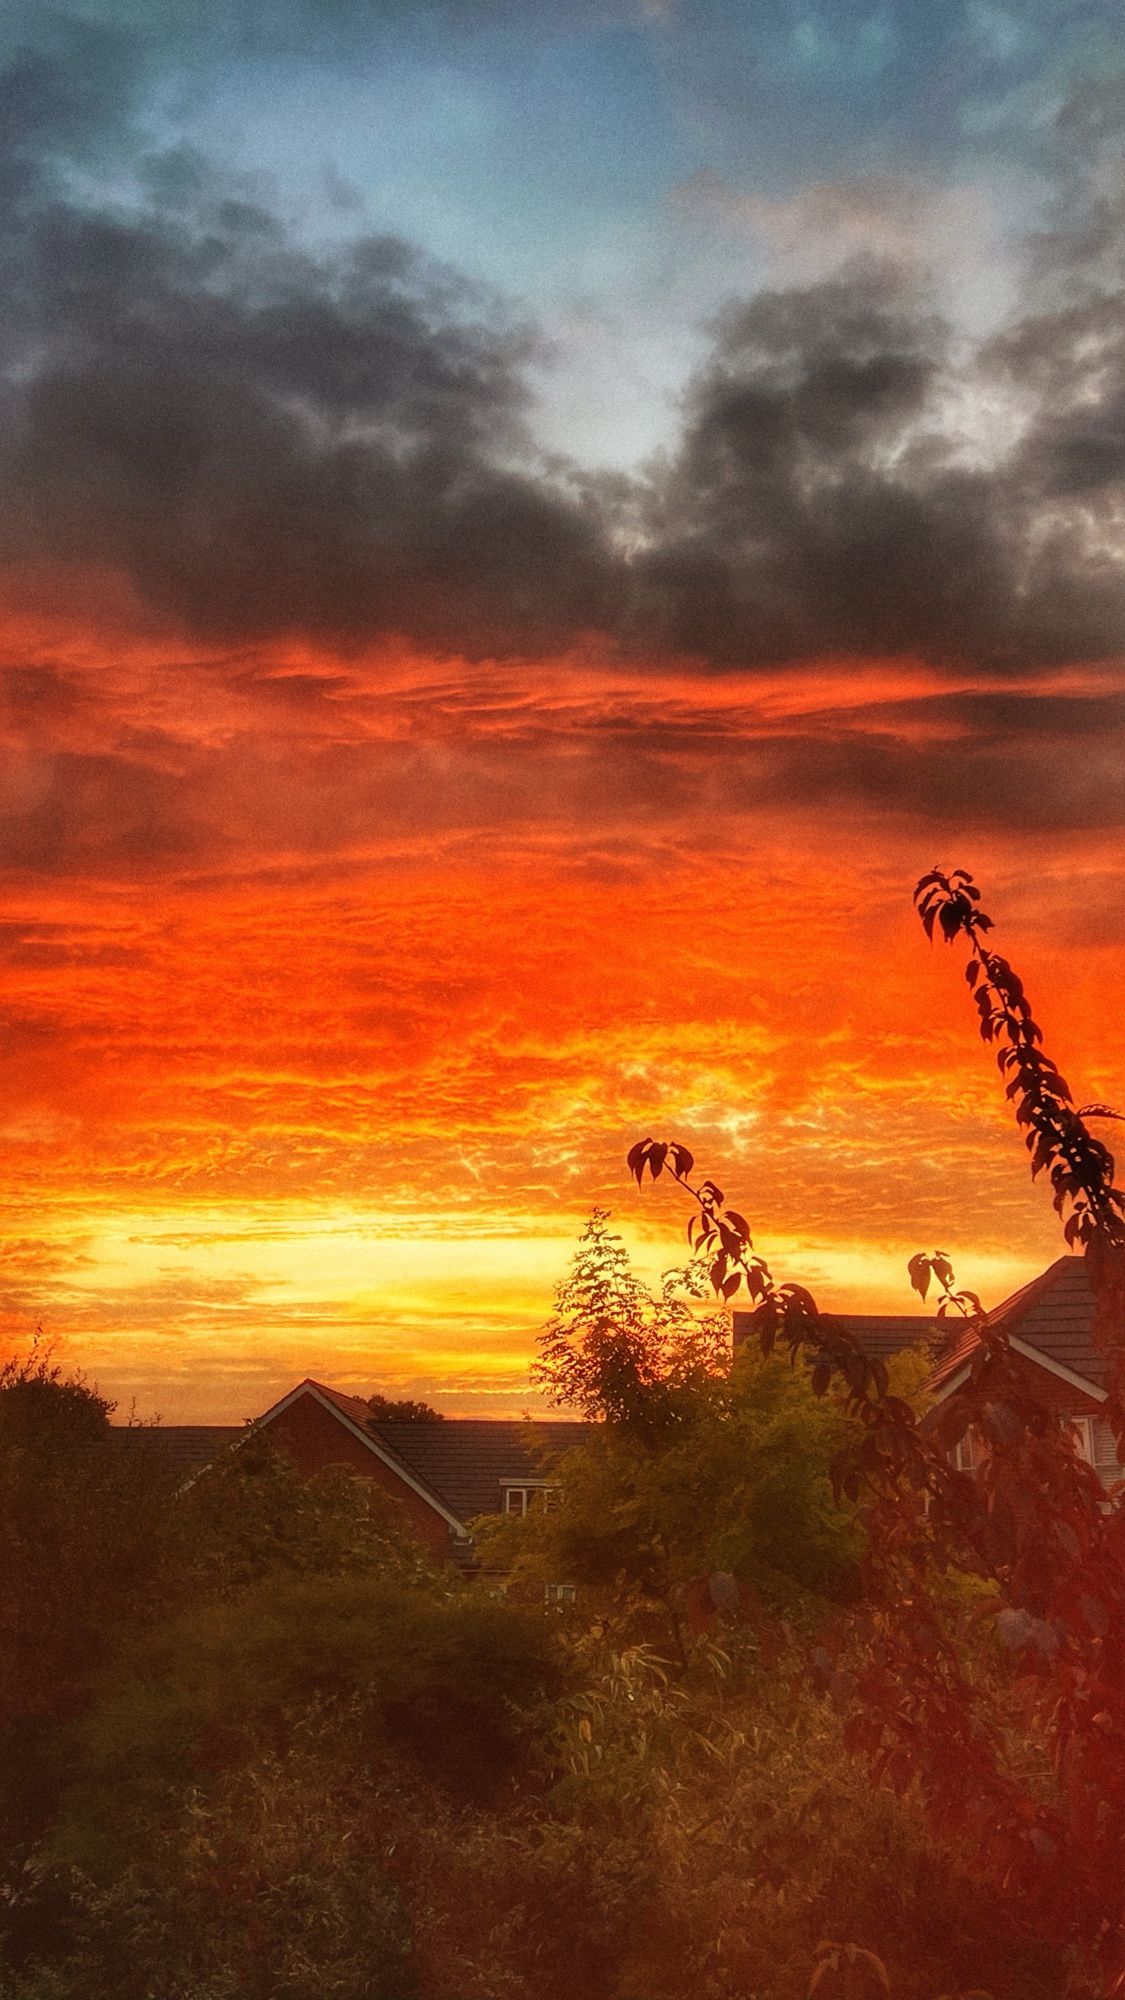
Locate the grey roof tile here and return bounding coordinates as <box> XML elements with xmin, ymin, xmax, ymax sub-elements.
<box><xmin>109</xmin><ymin>1425</ymin><xmax>243</xmax><ymax>1479</ymax></box>
<box><xmin>734</xmin><ymin>1308</ymin><xmax>941</xmax><ymax>1367</ymax></box>
<box><xmin>930</xmin><ymin>1254</ymin><xmax>1100</xmax><ymax>1392</ymax></box>
<box><xmin>369</xmin><ymin>1419</ymin><xmax>587</xmax><ymax>1523</ymax></box>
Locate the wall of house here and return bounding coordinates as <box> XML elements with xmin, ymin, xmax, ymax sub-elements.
<box><xmin>261</xmin><ymin>1393</ymin><xmax>456</xmax><ymax>1556</ymax></box>
<box><xmin>949</xmin><ymin>1351</ymin><xmax>1120</xmax><ymax>1479</ymax></box>
<box><xmin>993</xmin><ymin>1351</ymin><xmax>1103</xmax><ymax>1417</ymax></box>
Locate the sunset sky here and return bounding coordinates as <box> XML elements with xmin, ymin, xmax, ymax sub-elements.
<box><xmin>1</xmin><ymin>0</ymin><xmax>1123</xmax><ymax>1422</ymax></box>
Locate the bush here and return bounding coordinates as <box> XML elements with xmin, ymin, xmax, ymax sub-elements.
<box><xmin>47</xmin><ymin>1574</ymin><xmax>568</xmax><ymax>1876</ymax></box>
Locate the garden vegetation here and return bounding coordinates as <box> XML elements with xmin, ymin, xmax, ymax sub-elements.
<box><xmin>1</xmin><ymin>869</ymin><xmax>1120</xmax><ymax>2000</ymax></box>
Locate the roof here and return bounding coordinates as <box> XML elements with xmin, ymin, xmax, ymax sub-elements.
<box><xmin>369</xmin><ymin>1418</ymin><xmax>588</xmax><ymax>1523</ymax></box>
<box><xmin>109</xmin><ymin>1395</ymin><xmax>587</xmax><ymax>1533</ymax></box>
<box><xmin>108</xmin><ymin>1258</ymin><xmax>1101</xmax><ymax>1521</ymax></box>
<box><xmin>734</xmin><ymin>1308</ymin><xmax>940</xmax><ymax>1366</ymax></box>
<box><xmin>833</xmin><ymin>1313</ymin><xmax>941</xmax><ymax>1362</ymax></box>
<box><xmin>110</xmin><ymin>1425</ymin><xmax>242</xmax><ymax>1479</ymax></box>
<box><xmin>305</xmin><ymin>1379</ymin><xmax>376</xmax><ymax>1425</ymax></box>
<box><xmin>255</xmin><ymin>1379</ymin><xmax>469</xmax><ymax>1535</ymax></box>
<box><xmin>929</xmin><ymin>1254</ymin><xmax>1099</xmax><ymax>1395</ymax></box>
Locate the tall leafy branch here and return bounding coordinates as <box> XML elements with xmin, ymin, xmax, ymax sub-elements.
<box><xmin>626</xmin><ymin>870</ymin><xmax>1125</xmax><ymax>1996</ymax></box>
<box><xmin>915</xmin><ymin>867</ymin><xmax>1125</xmax><ymax>1421</ymax></box>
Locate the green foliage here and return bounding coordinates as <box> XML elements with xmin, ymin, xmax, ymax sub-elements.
<box><xmin>486</xmin><ymin>1347</ymin><xmax>864</xmax><ymax>1627</ymax></box>
<box><xmin>533</xmin><ymin>1207</ymin><xmax>726</xmax><ymax>1431</ymax></box>
<box><xmin>543</xmin><ymin>1636</ymin><xmax>1060</xmax><ymax>2000</ymax></box>
<box><xmin>5</xmin><ymin>1656</ymin><xmax>1063</xmax><ymax>2000</ymax></box>
<box><xmin>365</xmin><ymin>1393</ymin><xmax>445</xmax><ymax>1422</ymax></box>
<box><xmin>0</xmin><ymin>1346</ymin><xmax>176</xmax><ymax>1732</ymax></box>
<box><xmin>50</xmin><ymin>1573</ymin><xmax>568</xmax><ymax>1875</ymax></box>
<box><xmin>174</xmin><ymin>1432</ymin><xmax>441</xmax><ymax>1599</ymax></box>
<box><xmin>500</xmin><ymin>1212</ymin><xmax>864</xmax><ymax>1636</ymax></box>
<box><xmin>5</xmin><ymin>1717</ymin><xmax>417</xmax><ymax>2000</ymax></box>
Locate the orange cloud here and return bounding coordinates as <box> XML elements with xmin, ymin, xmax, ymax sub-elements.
<box><xmin>1</xmin><ymin>633</ymin><xmax>1122</xmax><ymax>1418</ymax></box>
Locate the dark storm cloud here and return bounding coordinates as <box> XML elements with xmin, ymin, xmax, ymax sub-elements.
<box><xmin>2</xmin><ymin>200</ymin><xmax>616</xmax><ymax>653</ymax></box>
<box><xmin>0</xmin><ymin>16</ymin><xmax>1123</xmax><ymax>670</ymax></box>
<box><xmin>0</xmin><ymin>20</ymin><xmax>617</xmax><ymax>657</ymax></box>
<box><xmin>622</xmin><ymin>248</ymin><xmax>1125</xmax><ymax>668</ymax></box>
<box><xmin>636</xmin><ymin>47</ymin><xmax>1125</xmax><ymax>671</ymax></box>
<box><xmin>623</xmin><ymin>271</ymin><xmax>1001</xmax><ymax>665</ymax></box>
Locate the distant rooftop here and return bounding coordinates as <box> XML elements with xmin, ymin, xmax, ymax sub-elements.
<box><xmin>110</xmin><ymin>1256</ymin><xmax>1104</xmax><ymax>1522</ymax></box>
<box><xmin>929</xmin><ymin>1255</ymin><xmax>1097</xmax><ymax>1391</ymax></box>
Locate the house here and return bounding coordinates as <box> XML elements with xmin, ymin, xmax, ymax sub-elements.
<box><xmin>127</xmin><ymin>1255</ymin><xmax>1119</xmax><ymax>1567</ymax></box>
<box><xmin>139</xmin><ymin>1377</ymin><xmax>585</xmax><ymax>1566</ymax></box>
<box><xmin>736</xmin><ymin>1251</ymin><xmax>1120</xmax><ymax>1482</ymax></box>
<box><xmin>926</xmin><ymin>1254</ymin><xmax>1119</xmax><ymax>1480</ymax></box>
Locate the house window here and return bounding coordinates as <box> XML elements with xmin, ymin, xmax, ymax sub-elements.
<box><xmin>544</xmin><ymin>1583</ymin><xmax>576</xmax><ymax>1606</ymax></box>
<box><xmin>1072</xmin><ymin>1414</ymin><xmax>1123</xmax><ymax>1485</ymax></box>
<box><xmin>951</xmin><ymin>1427</ymin><xmax>984</xmax><ymax>1474</ymax></box>
<box><xmin>502</xmin><ymin>1482</ymin><xmax>560</xmax><ymax>1516</ymax></box>
<box><xmin>1072</xmin><ymin>1416</ymin><xmax>1094</xmax><ymax>1464</ymax></box>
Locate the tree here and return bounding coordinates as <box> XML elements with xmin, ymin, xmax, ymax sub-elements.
<box><xmin>365</xmin><ymin>1394</ymin><xmax>445</xmax><ymax>1424</ymax></box>
<box><xmin>623</xmin><ymin>869</ymin><xmax>1125</xmax><ymax>1995</ymax></box>
<box><xmin>533</xmin><ymin>1207</ymin><xmax>727</xmax><ymax>1432</ymax></box>
<box><xmin>175</xmin><ymin>1431</ymin><xmax>442</xmax><ymax>1599</ymax></box>
<box><xmin>0</xmin><ymin>1346</ymin><xmax>174</xmax><ymax>1731</ymax></box>
<box><xmin>500</xmin><ymin>1212</ymin><xmax>867</xmax><ymax>1650</ymax></box>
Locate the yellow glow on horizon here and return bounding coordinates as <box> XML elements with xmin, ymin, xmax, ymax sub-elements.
<box><xmin>1</xmin><ymin>636</ymin><xmax>1120</xmax><ymax>1426</ymax></box>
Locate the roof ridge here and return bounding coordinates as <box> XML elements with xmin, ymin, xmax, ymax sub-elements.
<box><xmin>305</xmin><ymin>1378</ymin><xmax>375</xmax><ymax>1419</ymax></box>
<box><xmin>987</xmin><ymin>1254</ymin><xmax>1084</xmax><ymax>1330</ymax></box>
<box><xmin>927</xmin><ymin>1255</ymin><xmax>1096</xmax><ymax>1396</ymax></box>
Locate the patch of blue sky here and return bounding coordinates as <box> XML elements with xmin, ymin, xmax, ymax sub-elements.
<box><xmin>646</xmin><ymin>0</ymin><xmax>1116</xmax><ymax>188</ymax></box>
<box><xmin>151</xmin><ymin>20</ymin><xmax>693</xmax><ymax>306</ymax></box>
<box><xmin>83</xmin><ymin>0</ymin><xmax>1120</xmax><ymax>471</ymax></box>
<box><xmin>775</xmin><ymin>5</ymin><xmax>900</xmax><ymax>86</ymax></box>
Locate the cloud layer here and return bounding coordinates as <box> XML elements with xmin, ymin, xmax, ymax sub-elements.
<box><xmin>1</xmin><ymin>14</ymin><xmax>1123</xmax><ymax>670</ymax></box>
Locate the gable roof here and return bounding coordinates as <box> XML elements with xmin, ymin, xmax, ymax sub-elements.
<box><xmin>369</xmin><ymin>1418</ymin><xmax>588</xmax><ymax>1523</ymax></box>
<box><xmin>110</xmin><ymin>1424</ymin><xmax>242</xmax><ymax>1479</ymax></box>
<box><xmin>109</xmin><ymin>1257</ymin><xmax>1101</xmax><ymax>1520</ymax></box>
<box><xmin>255</xmin><ymin>1379</ymin><xmax>471</xmax><ymax>1535</ymax></box>
<box><xmin>929</xmin><ymin>1255</ymin><xmax>1099</xmax><ymax>1396</ymax></box>
<box><xmin>734</xmin><ymin>1308</ymin><xmax>940</xmax><ymax>1367</ymax></box>
<box><xmin>304</xmin><ymin>1379</ymin><xmax>377</xmax><ymax>1425</ymax></box>
<box><xmin>110</xmin><ymin>1388</ymin><xmax>588</xmax><ymax>1536</ymax></box>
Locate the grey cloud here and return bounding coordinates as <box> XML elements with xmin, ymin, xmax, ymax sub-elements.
<box><xmin>621</xmin><ymin>254</ymin><xmax>1125</xmax><ymax>668</ymax></box>
<box><xmin>0</xmin><ymin>22</ymin><xmax>1123</xmax><ymax>673</ymax></box>
<box><xmin>620</xmin><ymin>269</ymin><xmax>1008</xmax><ymax>664</ymax></box>
<box><xmin>0</xmin><ymin>192</ymin><xmax>616</xmax><ymax>655</ymax></box>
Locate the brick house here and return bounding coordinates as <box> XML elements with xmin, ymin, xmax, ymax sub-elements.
<box><xmin>738</xmin><ymin>1252</ymin><xmax>1119</xmax><ymax>1481</ymax></box>
<box><xmin>926</xmin><ymin>1254</ymin><xmax>1119</xmax><ymax>1480</ymax></box>
<box><xmin>147</xmin><ymin>1378</ymin><xmax>585</xmax><ymax>1565</ymax></box>
<box><xmin>136</xmin><ymin>1254</ymin><xmax>1119</xmax><ymax>1565</ymax></box>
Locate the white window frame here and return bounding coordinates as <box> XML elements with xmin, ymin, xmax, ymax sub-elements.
<box><xmin>951</xmin><ymin>1427</ymin><xmax>983</xmax><ymax>1474</ymax></box>
<box><xmin>502</xmin><ymin>1481</ymin><xmax>561</xmax><ymax>1516</ymax></box>
<box><xmin>1072</xmin><ymin>1415</ymin><xmax>1094</xmax><ymax>1464</ymax></box>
